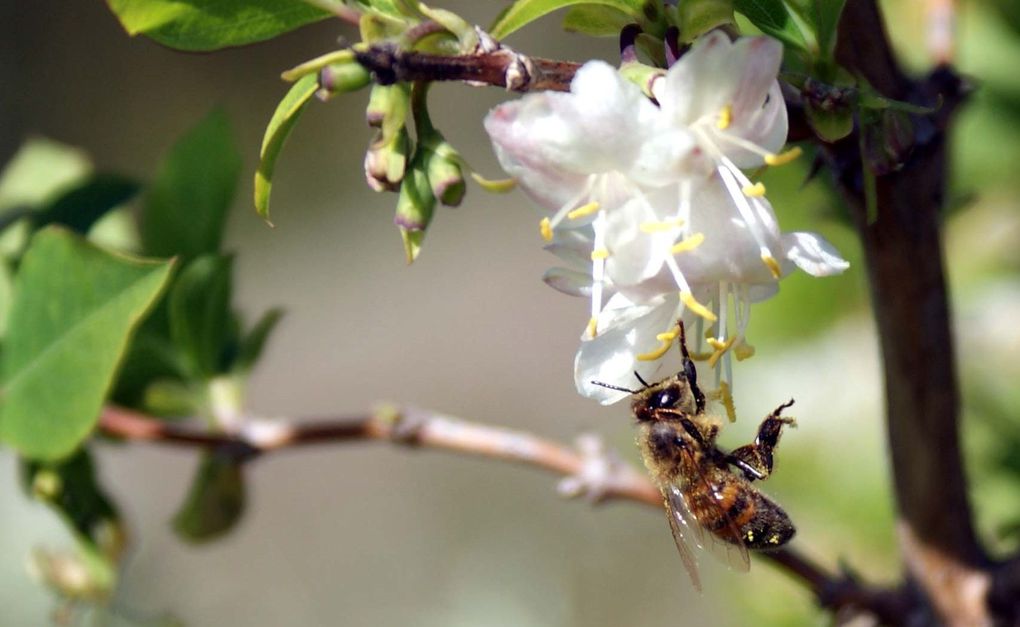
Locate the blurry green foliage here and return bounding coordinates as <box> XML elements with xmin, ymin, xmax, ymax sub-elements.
<box><xmin>105</xmin><ymin>0</ymin><xmax>329</xmax><ymax>51</ymax></box>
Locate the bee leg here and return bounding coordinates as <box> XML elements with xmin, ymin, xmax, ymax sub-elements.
<box><xmin>726</xmin><ymin>400</ymin><xmax>796</xmax><ymax>482</ymax></box>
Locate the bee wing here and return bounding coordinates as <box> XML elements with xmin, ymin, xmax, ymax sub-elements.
<box><xmin>674</xmin><ymin>451</ymin><xmax>752</xmax><ymax>574</ymax></box>
<box><xmin>662</xmin><ymin>484</ymin><xmax>703</xmax><ymax>591</ymax></box>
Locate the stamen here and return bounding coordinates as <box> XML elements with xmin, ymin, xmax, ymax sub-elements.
<box><xmin>689</xmin><ymin>350</ymin><xmax>714</xmax><ymax>361</ymax></box>
<box><xmin>717</xmin><ymin>381</ymin><xmax>737</xmax><ymax>422</ymax></box>
<box><xmin>586</xmin><ymin>316</ymin><xmax>598</xmax><ymax>338</ymax></box>
<box><xmin>707</xmin><ymin>336</ymin><xmax>735</xmax><ymax>368</ymax></box>
<box><xmin>764</xmin><ymin>146</ymin><xmax>803</xmax><ymax>166</ymax></box>
<box><xmin>639</xmin><ymin>218</ymin><xmax>685</xmax><ymax>233</ymax></box>
<box><xmin>590</xmin><ymin>248</ymin><xmax>610</xmax><ymax>261</ymax></box>
<box><xmin>680</xmin><ymin>290</ymin><xmax>718</xmax><ymax>322</ymax></box>
<box><xmin>717</xmin><ymin>104</ymin><xmax>733</xmax><ymax>130</ymax></box>
<box><xmin>567</xmin><ymin>201</ymin><xmax>600</xmax><ymax>220</ymax></box>
<box><xmin>670</xmin><ymin>233</ymin><xmax>705</xmax><ymax>255</ymax></box>
<box><xmin>734</xmin><ymin>340</ymin><xmax>756</xmax><ymax>361</ymax></box>
<box><xmin>742</xmin><ymin>182</ymin><xmax>766</xmax><ymax>197</ymax></box>
<box><xmin>589</xmin><ymin>211</ymin><xmax>608</xmax><ymax>339</ymax></box>
<box><xmin>539</xmin><ymin>217</ymin><xmax>553</xmax><ymax>242</ymax></box>
<box><xmin>761</xmin><ymin>253</ymin><xmax>782</xmax><ymax>279</ymax></box>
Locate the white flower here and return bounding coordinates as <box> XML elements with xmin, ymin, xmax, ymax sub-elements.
<box><xmin>485</xmin><ymin>32</ymin><xmax>850</xmax><ymax>407</ymax></box>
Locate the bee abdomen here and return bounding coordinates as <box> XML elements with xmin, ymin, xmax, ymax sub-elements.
<box><xmin>737</xmin><ymin>493</ymin><xmax>795</xmax><ymax>550</ymax></box>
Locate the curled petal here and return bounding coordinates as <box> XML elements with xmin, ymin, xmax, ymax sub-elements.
<box><xmin>782</xmin><ymin>232</ymin><xmax>851</xmax><ymax>276</ymax></box>
<box><xmin>575</xmin><ymin>294</ymin><xmax>678</xmax><ymax>404</ymax></box>
<box><xmin>544</xmin><ymin>267</ymin><xmax>594</xmax><ymax>297</ymax></box>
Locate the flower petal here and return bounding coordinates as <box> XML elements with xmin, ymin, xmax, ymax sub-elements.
<box><xmin>781</xmin><ymin>231</ymin><xmax>851</xmax><ymax>276</ymax></box>
<box><xmin>543</xmin><ymin>267</ymin><xmax>594</xmax><ymax>297</ymax></box>
<box><xmin>575</xmin><ymin>294</ymin><xmax>679</xmax><ymax>404</ymax></box>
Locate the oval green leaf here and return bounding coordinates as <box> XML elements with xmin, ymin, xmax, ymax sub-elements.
<box><xmin>255</xmin><ymin>73</ymin><xmax>320</xmax><ymax>222</ymax></box>
<box><xmin>0</xmin><ymin>228</ymin><xmax>174</xmax><ymax>460</ymax></box>
<box><xmin>104</xmin><ymin>0</ymin><xmax>330</xmax><ymax>51</ymax></box>
<box><xmin>490</xmin><ymin>0</ymin><xmax>646</xmax><ymax>40</ymax></box>
<box><xmin>735</xmin><ymin>0</ymin><xmax>808</xmax><ymax>51</ymax></box>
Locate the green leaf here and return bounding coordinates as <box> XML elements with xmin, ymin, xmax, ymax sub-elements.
<box><xmin>734</xmin><ymin>0</ymin><xmax>808</xmax><ymax>51</ymax></box>
<box><xmin>21</xmin><ymin>448</ymin><xmax>120</xmax><ymax>548</ymax></box>
<box><xmin>815</xmin><ymin>0</ymin><xmax>846</xmax><ymax>58</ymax></box>
<box><xmin>141</xmin><ymin>109</ymin><xmax>240</xmax><ymax>261</ymax></box>
<box><xmin>168</xmin><ymin>255</ymin><xmax>235</xmax><ymax>379</ymax></box>
<box><xmin>255</xmin><ymin>73</ymin><xmax>319</xmax><ymax>222</ymax></box>
<box><xmin>104</xmin><ymin>0</ymin><xmax>330</xmax><ymax>51</ymax></box>
<box><xmin>35</xmin><ymin>175</ymin><xmax>139</xmax><ymax>234</ymax></box>
<box><xmin>0</xmin><ymin>259</ymin><xmax>11</xmax><ymax>337</ymax></box>
<box><xmin>172</xmin><ymin>451</ymin><xmax>246</xmax><ymax>543</ymax></box>
<box><xmin>0</xmin><ymin>138</ymin><xmax>91</xmax><ymax>213</ymax></box>
<box><xmin>0</xmin><ymin>228</ymin><xmax>174</xmax><ymax>460</ymax></box>
<box><xmin>236</xmin><ymin>308</ymin><xmax>284</xmax><ymax>372</ymax></box>
<box><xmin>490</xmin><ymin>0</ymin><xmax>646</xmax><ymax>40</ymax></box>
<box><xmin>562</xmin><ymin>5</ymin><xmax>632</xmax><ymax>36</ymax></box>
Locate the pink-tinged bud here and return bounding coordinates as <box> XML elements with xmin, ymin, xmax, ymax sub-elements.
<box><xmin>364</xmin><ymin>127</ymin><xmax>408</xmax><ymax>192</ymax></box>
<box><xmin>394</xmin><ymin>150</ymin><xmax>436</xmax><ymax>263</ymax></box>
<box><xmin>317</xmin><ymin>61</ymin><xmax>370</xmax><ymax>101</ymax></box>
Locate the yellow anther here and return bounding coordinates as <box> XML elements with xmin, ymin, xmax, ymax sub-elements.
<box><xmin>761</xmin><ymin>253</ymin><xmax>782</xmax><ymax>279</ymax></box>
<box><xmin>717</xmin><ymin>381</ymin><xmax>738</xmax><ymax>422</ymax></box>
<box><xmin>567</xmin><ymin>201</ymin><xmax>600</xmax><ymax>220</ymax></box>
<box><xmin>586</xmin><ymin>316</ymin><xmax>598</xmax><ymax>338</ymax></box>
<box><xmin>671</xmin><ymin>233</ymin><xmax>705</xmax><ymax>255</ymax></box>
<box><xmin>742</xmin><ymin>182</ymin><xmax>766</xmax><ymax>197</ymax></box>
<box><xmin>680</xmin><ymin>290</ymin><xmax>718</xmax><ymax>322</ymax></box>
<box><xmin>590</xmin><ymin>248</ymin><xmax>610</xmax><ymax>261</ymax></box>
<box><xmin>734</xmin><ymin>341</ymin><xmax>756</xmax><ymax>361</ymax></box>
<box><xmin>637</xmin><ymin>339</ymin><xmax>673</xmax><ymax>361</ymax></box>
<box><xmin>707</xmin><ymin>336</ymin><xmax>735</xmax><ymax>368</ymax></box>
<box><xmin>717</xmin><ymin>104</ymin><xmax>733</xmax><ymax>130</ymax></box>
<box><xmin>539</xmin><ymin>217</ymin><xmax>553</xmax><ymax>242</ymax></box>
<box><xmin>764</xmin><ymin>146</ymin><xmax>803</xmax><ymax>166</ymax></box>
<box><xmin>638</xmin><ymin>324</ymin><xmax>681</xmax><ymax>361</ymax></box>
<box><xmin>689</xmin><ymin>351</ymin><xmax>714</xmax><ymax>361</ymax></box>
<box><xmin>639</xmin><ymin>218</ymin><xmax>685</xmax><ymax>234</ymax></box>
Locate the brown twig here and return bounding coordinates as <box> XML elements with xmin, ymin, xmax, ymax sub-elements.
<box><xmin>354</xmin><ymin>43</ymin><xmax>580</xmax><ymax>92</ymax></box>
<box><xmin>97</xmin><ymin>405</ymin><xmax>897</xmax><ymax>618</ymax></box>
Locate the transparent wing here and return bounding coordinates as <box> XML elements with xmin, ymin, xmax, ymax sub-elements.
<box><xmin>662</xmin><ymin>484</ymin><xmax>703</xmax><ymax>591</ymax></box>
<box><xmin>673</xmin><ymin>450</ymin><xmax>752</xmax><ymax>574</ymax></box>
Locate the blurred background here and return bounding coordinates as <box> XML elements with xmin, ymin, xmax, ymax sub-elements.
<box><xmin>2</xmin><ymin>1</ymin><xmax>1020</xmax><ymax>625</ymax></box>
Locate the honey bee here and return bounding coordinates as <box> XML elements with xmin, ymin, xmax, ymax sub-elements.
<box><xmin>595</xmin><ymin>322</ymin><xmax>796</xmax><ymax>590</ymax></box>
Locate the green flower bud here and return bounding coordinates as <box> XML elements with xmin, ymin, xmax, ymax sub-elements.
<box><xmin>317</xmin><ymin>60</ymin><xmax>371</xmax><ymax>100</ymax></box>
<box><xmin>365</xmin><ymin>84</ymin><xmax>411</xmax><ymax>141</ymax></box>
<box><xmin>364</xmin><ymin>126</ymin><xmax>409</xmax><ymax>192</ymax></box>
<box><xmin>424</xmin><ymin>140</ymin><xmax>465</xmax><ymax>207</ymax></box>
<box><xmin>394</xmin><ymin>150</ymin><xmax>436</xmax><ymax>263</ymax></box>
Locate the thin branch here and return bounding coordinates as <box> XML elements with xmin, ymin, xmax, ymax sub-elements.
<box><xmin>97</xmin><ymin>405</ymin><xmax>899</xmax><ymax>620</ymax></box>
<box><xmin>354</xmin><ymin>43</ymin><xmax>580</xmax><ymax>92</ymax></box>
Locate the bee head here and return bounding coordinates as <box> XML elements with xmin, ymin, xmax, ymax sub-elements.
<box><xmin>632</xmin><ymin>376</ymin><xmax>690</xmax><ymax>422</ymax></box>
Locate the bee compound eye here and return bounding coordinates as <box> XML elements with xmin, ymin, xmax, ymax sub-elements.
<box><xmin>654</xmin><ymin>388</ymin><xmax>679</xmax><ymax>409</ymax></box>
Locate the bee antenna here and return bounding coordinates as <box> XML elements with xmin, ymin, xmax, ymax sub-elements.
<box><xmin>591</xmin><ymin>380</ymin><xmax>640</xmax><ymax>394</ymax></box>
<box><xmin>633</xmin><ymin>371</ymin><xmax>651</xmax><ymax>388</ymax></box>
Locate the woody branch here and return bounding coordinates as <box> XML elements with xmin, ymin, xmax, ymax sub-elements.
<box><xmin>97</xmin><ymin>404</ymin><xmax>902</xmax><ymax>622</ymax></box>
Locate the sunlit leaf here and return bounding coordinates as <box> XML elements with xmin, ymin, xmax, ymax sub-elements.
<box><xmin>490</xmin><ymin>0</ymin><xmax>646</xmax><ymax>40</ymax></box>
<box><xmin>104</xmin><ymin>0</ymin><xmax>329</xmax><ymax>51</ymax></box>
<box><xmin>562</xmin><ymin>5</ymin><xmax>631</xmax><ymax>36</ymax></box>
<box><xmin>0</xmin><ymin>228</ymin><xmax>174</xmax><ymax>459</ymax></box>
<box><xmin>255</xmin><ymin>73</ymin><xmax>319</xmax><ymax>222</ymax></box>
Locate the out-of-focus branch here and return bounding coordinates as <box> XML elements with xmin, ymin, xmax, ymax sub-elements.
<box><xmin>827</xmin><ymin>1</ymin><xmax>993</xmax><ymax>623</ymax></box>
<box><xmin>97</xmin><ymin>404</ymin><xmax>902</xmax><ymax>621</ymax></box>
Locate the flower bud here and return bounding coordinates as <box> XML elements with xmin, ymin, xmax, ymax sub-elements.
<box><xmin>424</xmin><ymin>140</ymin><xmax>466</xmax><ymax>207</ymax></box>
<box><xmin>365</xmin><ymin>84</ymin><xmax>410</xmax><ymax>136</ymax></box>
<box><xmin>394</xmin><ymin>150</ymin><xmax>436</xmax><ymax>263</ymax></box>
<box><xmin>317</xmin><ymin>60</ymin><xmax>371</xmax><ymax>101</ymax></box>
<box><xmin>364</xmin><ymin>126</ymin><xmax>409</xmax><ymax>192</ymax></box>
